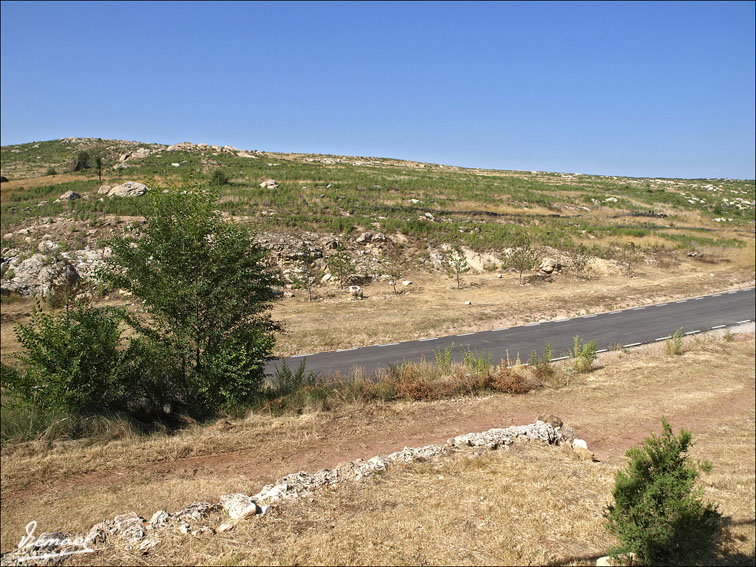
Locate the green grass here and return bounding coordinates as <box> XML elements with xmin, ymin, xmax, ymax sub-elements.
<box><xmin>2</xmin><ymin>138</ymin><xmax>754</xmax><ymax>257</ymax></box>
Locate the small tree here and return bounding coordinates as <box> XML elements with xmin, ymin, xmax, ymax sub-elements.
<box><xmin>102</xmin><ymin>187</ymin><xmax>282</xmax><ymax>411</ymax></box>
<box><xmin>71</xmin><ymin>151</ymin><xmax>90</xmax><ymax>172</ymax></box>
<box><xmin>327</xmin><ymin>246</ymin><xmax>355</xmax><ymax>290</ymax></box>
<box><xmin>95</xmin><ymin>155</ymin><xmax>104</xmax><ymax>182</ymax></box>
<box><xmin>291</xmin><ymin>242</ymin><xmax>322</xmax><ymax>302</ymax></box>
<box><xmin>443</xmin><ymin>246</ymin><xmax>469</xmax><ymax>289</ymax></box>
<box><xmin>604</xmin><ymin>418</ymin><xmax>722</xmax><ymax>565</ymax></box>
<box><xmin>570</xmin><ymin>244</ymin><xmax>592</xmax><ymax>278</ymax></box>
<box><xmin>378</xmin><ymin>248</ymin><xmax>405</xmax><ymax>294</ymax></box>
<box><xmin>505</xmin><ymin>238</ymin><xmax>540</xmax><ymax>285</ymax></box>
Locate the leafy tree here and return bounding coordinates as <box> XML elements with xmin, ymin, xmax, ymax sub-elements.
<box><xmin>327</xmin><ymin>246</ymin><xmax>355</xmax><ymax>289</ymax></box>
<box><xmin>71</xmin><ymin>151</ymin><xmax>90</xmax><ymax>172</ymax></box>
<box><xmin>605</xmin><ymin>418</ymin><xmax>722</xmax><ymax>565</ymax></box>
<box><xmin>504</xmin><ymin>237</ymin><xmax>540</xmax><ymax>285</ymax></box>
<box><xmin>291</xmin><ymin>242</ymin><xmax>322</xmax><ymax>301</ymax></box>
<box><xmin>443</xmin><ymin>245</ymin><xmax>469</xmax><ymax>289</ymax></box>
<box><xmin>102</xmin><ymin>187</ymin><xmax>282</xmax><ymax>410</ymax></box>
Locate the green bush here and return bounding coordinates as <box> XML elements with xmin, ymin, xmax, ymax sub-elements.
<box><xmin>209</xmin><ymin>169</ymin><xmax>229</xmax><ymax>186</ymax></box>
<box><xmin>570</xmin><ymin>335</ymin><xmax>597</xmax><ymax>373</ymax></box>
<box><xmin>102</xmin><ymin>187</ymin><xmax>282</xmax><ymax>413</ymax></box>
<box><xmin>1</xmin><ymin>300</ymin><xmax>127</xmax><ymax>414</ymax></box>
<box><xmin>604</xmin><ymin>418</ymin><xmax>722</xmax><ymax>565</ymax></box>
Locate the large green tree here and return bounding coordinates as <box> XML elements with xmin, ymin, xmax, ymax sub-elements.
<box><xmin>102</xmin><ymin>188</ymin><xmax>282</xmax><ymax>410</ymax></box>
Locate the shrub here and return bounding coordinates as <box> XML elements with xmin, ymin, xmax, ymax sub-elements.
<box><xmin>45</xmin><ymin>166</ymin><xmax>57</xmax><ymax>176</ymax></box>
<box><xmin>528</xmin><ymin>342</ymin><xmax>554</xmax><ymax>378</ymax></box>
<box><xmin>1</xmin><ymin>300</ymin><xmax>127</xmax><ymax>414</ymax></box>
<box><xmin>665</xmin><ymin>328</ymin><xmax>684</xmax><ymax>356</ymax></box>
<box><xmin>491</xmin><ymin>365</ymin><xmax>532</xmax><ymax>394</ymax></box>
<box><xmin>461</xmin><ymin>346</ymin><xmax>493</xmax><ymax>376</ymax></box>
<box><xmin>209</xmin><ymin>169</ymin><xmax>229</xmax><ymax>186</ymax></box>
<box><xmin>570</xmin><ymin>335</ymin><xmax>597</xmax><ymax>372</ymax></box>
<box><xmin>604</xmin><ymin>418</ymin><xmax>722</xmax><ymax>565</ymax></box>
<box><xmin>434</xmin><ymin>342</ymin><xmax>454</xmax><ymax>375</ymax></box>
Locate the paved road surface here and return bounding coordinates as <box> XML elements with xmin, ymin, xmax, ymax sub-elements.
<box><xmin>267</xmin><ymin>287</ymin><xmax>755</xmax><ymax>378</ymax></box>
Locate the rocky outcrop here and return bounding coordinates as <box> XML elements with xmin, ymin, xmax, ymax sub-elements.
<box><xmin>98</xmin><ymin>181</ymin><xmax>148</xmax><ymax>198</ymax></box>
<box><xmin>2</xmin><ymin>248</ymin><xmax>108</xmax><ymax>297</ymax></box>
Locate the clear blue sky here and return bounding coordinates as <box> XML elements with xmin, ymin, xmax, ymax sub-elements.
<box><xmin>1</xmin><ymin>1</ymin><xmax>754</xmax><ymax>179</ymax></box>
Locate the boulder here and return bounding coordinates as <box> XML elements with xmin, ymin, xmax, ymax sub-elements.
<box><xmin>538</xmin><ymin>258</ymin><xmax>561</xmax><ymax>274</ymax></box>
<box><xmin>106</xmin><ymin>181</ymin><xmax>148</xmax><ymax>198</ymax></box>
<box><xmin>55</xmin><ymin>191</ymin><xmax>81</xmax><ymax>202</ymax></box>
<box><xmin>97</xmin><ymin>184</ymin><xmax>112</xmax><ymax>195</ymax></box>
<box><xmin>355</xmin><ymin>231</ymin><xmax>373</xmax><ymax>244</ymax></box>
<box><xmin>220</xmin><ymin>494</ymin><xmax>260</xmax><ymax>520</ymax></box>
<box><xmin>259</xmin><ymin>179</ymin><xmax>279</xmax><ymax>189</ymax></box>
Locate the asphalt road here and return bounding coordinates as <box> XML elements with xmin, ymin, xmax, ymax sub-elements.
<box><xmin>267</xmin><ymin>287</ymin><xmax>755</xmax><ymax>378</ymax></box>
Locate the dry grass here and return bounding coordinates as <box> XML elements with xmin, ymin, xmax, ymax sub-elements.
<box><xmin>1</xmin><ymin>331</ymin><xmax>753</xmax><ymax>564</ymax></box>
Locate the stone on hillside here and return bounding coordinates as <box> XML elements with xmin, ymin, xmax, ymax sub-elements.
<box><xmin>55</xmin><ymin>191</ymin><xmax>81</xmax><ymax>202</ymax></box>
<box><xmin>174</xmin><ymin>501</ymin><xmax>219</xmax><ymax>521</ymax></box>
<box><xmin>539</xmin><ymin>258</ymin><xmax>560</xmax><ymax>274</ymax></box>
<box><xmin>373</xmin><ymin>232</ymin><xmax>387</xmax><ymax>242</ymax></box>
<box><xmin>106</xmin><ymin>181</ymin><xmax>149</xmax><ymax>198</ymax></box>
<box><xmin>221</xmin><ymin>494</ymin><xmax>260</xmax><ymax>520</ymax></box>
<box><xmin>149</xmin><ymin>510</ymin><xmax>171</xmax><ymax>527</ymax></box>
<box><xmin>260</xmin><ymin>178</ymin><xmax>279</xmax><ymax>189</ymax></box>
<box><xmin>37</xmin><ymin>240</ymin><xmax>58</xmax><ymax>252</ymax></box>
<box><xmin>166</xmin><ymin>142</ymin><xmax>196</xmax><ymax>151</ymax></box>
<box><xmin>113</xmin><ymin>512</ymin><xmax>144</xmax><ymax>533</ymax></box>
<box><xmin>401</xmin><ymin>280</ymin><xmax>412</xmax><ymax>286</ymax></box>
<box><xmin>97</xmin><ymin>184</ymin><xmax>112</xmax><ymax>195</ymax></box>
<box><xmin>355</xmin><ymin>231</ymin><xmax>373</xmax><ymax>244</ymax></box>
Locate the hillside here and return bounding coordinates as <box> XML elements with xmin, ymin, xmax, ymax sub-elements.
<box><xmin>1</xmin><ymin>137</ymin><xmax>755</xmax><ymax>359</ymax></box>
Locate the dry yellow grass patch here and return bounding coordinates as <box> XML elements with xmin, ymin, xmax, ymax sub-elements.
<box><xmin>1</xmin><ymin>332</ymin><xmax>753</xmax><ymax>563</ymax></box>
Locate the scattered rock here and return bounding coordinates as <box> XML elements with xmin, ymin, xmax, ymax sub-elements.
<box><xmin>464</xmin><ymin>300</ymin><xmax>472</xmax><ymax>305</ymax></box>
<box><xmin>401</xmin><ymin>280</ymin><xmax>413</xmax><ymax>286</ymax></box>
<box><xmin>55</xmin><ymin>191</ymin><xmax>81</xmax><ymax>202</ymax></box>
<box><xmin>138</xmin><ymin>537</ymin><xmax>160</xmax><ymax>553</ymax></box>
<box><xmin>217</xmin><ymin>522</ymin><xmax>235</xmax><ymax>533</ymax></box>
<box><xmin>221</xmin><ymin>494</ymin><xmax>260</xmax><ymax>520</ymax></box>
<box><xmin>355</xmin><ymin>231</ymin><xmax>373</xmax><ymax>244</ymax></box>
<box><xmin>259</xmin><ymin>179</ymin><xmax>279</xmax><ymax>189</ymax></box>
<box><xmin>174</xmin><ymin>501</ymin><xmax>219</xmax><ymax>521</ymax></box>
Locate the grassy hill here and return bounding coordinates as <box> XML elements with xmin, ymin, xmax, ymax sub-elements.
<box><xmin>2</xmin><ymin>137</ymin><xmax>754</xmax><ymax>257</ymax></box>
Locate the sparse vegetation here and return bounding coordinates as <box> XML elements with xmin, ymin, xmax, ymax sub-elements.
<box><xmin>665</xmin><ymin>327</ymin><xmax>685</xmax><ymax>356</ymax></box>
<box><xmin>505</xmin><ymin>236</ymin><xmax>541</xmax><ymax>285</ymax></box>
<box><xmin>443</xmin><ymin>245</ymin><xmax>470</xmax><ymax>289</ymax></box>
<box><xmin>569</xmin><ymin>335</ymin><xmax>597</xmax><ymax>373</ymax></box>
